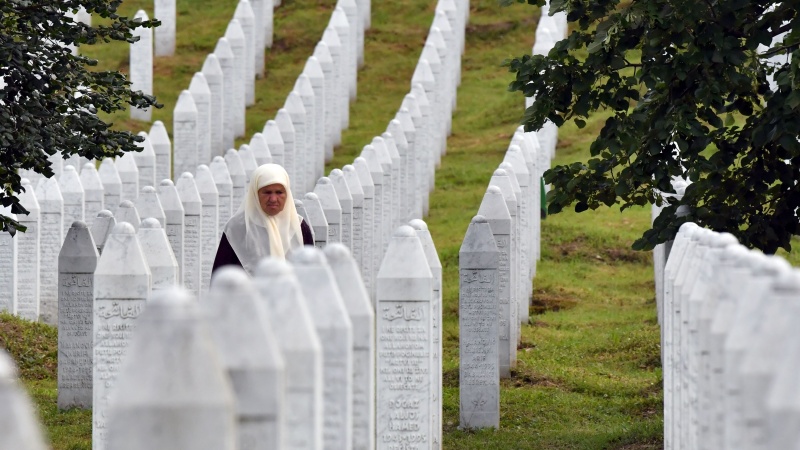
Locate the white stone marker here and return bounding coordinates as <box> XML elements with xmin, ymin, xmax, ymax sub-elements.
<box><xmin>295</xmin><ymin>200</ymin><xmax>310</xmax><ymax>236</ymax></box>
<box><xmin>303</xmin><ymin>192</ymin><xmax>328</xmax><ymax>249</ymax></box>
<box><xmin>195</xmin><ymin>164</ymin><xmax>219</xmax><ymax>293</ymax></box>
<box><xmin>263</xmin><ymin>119</ymin><xmax>285</xmax><ymax>166</ymax></box>
<box><xmin>202</xmin><ymin>54</ymin><xmax>225</xmax><ymax>157</ymax></box>
<box><xmin>263</xmin><ymin>0</ymin><xmax>274</xmax><ymax>48</ymax></box>
<box><xmin>314</xmin><ymin>177</ymin><xmax>343</xmax><ymax>243</ymax></box>
<box><xmin>295</xmin><ymin>75</ymin><xmax>318</xmax><ymax>191</ymax></box>
<box><xmin>225</xmin><ymin>19</ymin><xmax>247</xmax><ymax>138</ymax></box>
<box><xmin>477</xmin><ymin>186</ymin><xmax>513</xmax><ymax>378</ymax></box>
<box><xmin>210</xmin><ymin>156</ymin><xmax>234</xmax><ymax>231</ymax></box>
<box><xmin>376</xmin><ymin>226</ymin><xmax>434</xmax><ymax>449</ymax></box>
<box><xmin>459</xmin><ymin>215</ymin><xmax>500</xmax><ymax>429</ymax></box>
<box><xmin>250</xmin><ymin>133</ymin><xmax>273</xmax><ymax>166</ymax></box>
<box><xmin>106</xmin><ymin>287</ymin><xmax>236</xmax><ymax>450</ymax></box>
<box><xmin>289</xmin><ymin>247</ymin><xmax>354</xmax><ymax>450</ymax></box>
<box><xmin>254</xmin><ymin>259</ymin><xmax>324</xmax><ymax>450</ymax></box>
<box><xmin>238</xmin><ymin>144</ymin><xmax>259</xmax><ymax>182</ymax></box>
<box><xmin>149</xmin><ymin>121</ymin><xmax>172</xmax><ymax>182</ymax></box>
<box><xmin>57</xmin><ymin>221</ymin><xmax>97</xmax><ymax>410</ymax></box>
<box><xmin>225</xmin><ymin>149</ymin><xmax>247</xmax><ymax>213</ymax></box>
<box><xmin>234</xmin><ymin>0</ymin><xmax>256</xmax><ymax>106</ymax></box>
<box><xmin>16</xmin><ymin>179</ymin><xmax>40</xmax><ymax>321</ymax></box>
<box><xmin>331</xmin><ymin>8</ymin><xmax>355</xmax><ymax>102</ymax></box>
<box><xmin>134</xmin><ymin>131</ymin><xmax>156</xmax><ymax>189</ymax></box>
<box><xmin>65</xmin><ymin>153</ymin><xmax>88</xmax><ymax>177</ymax></box>
<box><xmin>338</xmin><ymin>0</ymin><xmax>360</xmax><ymax>91</ymax></box>
<box><xmin>409</xmin><ymin>218</ymin><xmax>443</xmax><ymax>444</ymax></box>
<box><xmin>189</xmin><ymin>72</ymin><xmax>213</xmax><ymax>167</ymax></box>
<box><xmin>130</xmin><ymin>10</ymin><xmax>153</xmax><ymax>121</ymax></box>
<box><xmin>135</xmin><ymin>186</ymin><xmax>165</xmax><ymax>228</ymax></box>
<box><xmin>204</xmin><ymin>267</ymin><xmax>285</xmax><ymax>450</ymax></box>
<box><xmin>92</xmin><ymin>222</ymin><xmax>151</xmax><ymax>450</ymax></box>
<box><xmin>490</xmin><ymin>169</ymin><xmax>522</xmax><ymax>325</ymax></box>
<box><xmin>387</xmin><ymin>120</ymin><xmax>410</xmax><ymax>219</ymax></box>
<box><xmin>154</xmin><ymin>0</ymin><xmax>175</xmax><ymax>56</ymax></box>
<box><xmin>98</xmin><ymin>159</ymin><xmax>122</xmax><ymax>215</ymax></box>
<box><xmin>250</xmin><ymin>0</ymin><xmax>265</xmax><ymax>75</ymax></box>
<box><xmin>360</xmin><ymin>145</ymin><xmax>387</xmax><ymax>256</ymax></box>
<box><xmin>342</xmin><ymin>165</ymin><xmax>363</xmax><ymax>264</ymax></box>
<box><xmin>285</xmin><ymin>92</ymin><xmax>308</xmax><ymax>195</ymax></box>
<box><xmin>214</xmin><ymin>38</ymin><xmax>236</xmax><ymax>151</ymax></box>
<box><xmin>498</xmin><ymin>162</ymin><xmax>525</xmax><ymax>342</ymax></box>
<box><xmin>353</xmin><ymin>158</ymin><xmax>375</xmax><ymax>299</ymax></box>
<box><xmin>36</xmin><ymin>176</ymin><xmax>63</xmax><ymax>325</ymax></box>
<box><xmin>115</xmin><ymin>200</ymin><xmax>141</xmax><ymax>231</ymax></box>
<box><xmin>321</xmin><ymin>27</ymin><xmax>346</xmax><ymax>132</ymax></box>
<box><xmin>50</xmin><ymin>150</ymin><xmax>64</xmax><ymax>179</ymax></box>
<box><xmin>157</xmin><ymin>180</ymin><xmax>185</xmax><ymax>283</ymax></box>
<box><xmin>90</xmin><ymin>210</ymin><xmax>115</xmax><ymax>255</ymax></box>
<box><xmin>0</xmin><ymin>208</ymin><xmax>16</xmax><ymax>314</ymax></box>
<box><xmin>116</xmin><ymin>153</ymin><xmax>139</xmax><ymax>203</ymax></box>
<box><xmin>276</xmin><ymin>109</ymin><xmax>296</xmax><ymax>176</ymax></box>
<box><xmin>0</xmin><ymin>349</ymin><xmax>48</xmax><ymax>450</ymax></box>
<box><xmin>174</xmin><ymin>90</ymin><xmax>199</xmax><ymax>179</ymax></box>
<box><xmin>80</xmin><ymin>163</ymin><xmax>104</xmax><ymax>228</ymax></box>
<box><xmin>136</xmin><ymin>218</ymin><xmax>178</xmax><ymax>290</ymax></box>
<box><xmin>381</xmin><ymin>133</ymin><xmax>403</xmax><ymax>227</ymax></box>
<box><xmin>176</xmin><ymin>173</ymin><xmax>203</xmax><ymax>297</ymax></box>
<box><xmin>313</xmin><ymin>42</ymin><xmax>337</xmax><ymax>151</ymax></box>
<box><xmin>305</xmin><ymin>57</ymin><xmax>326</xmax><ymax>164</ymax></box>
<box><xmin>59</xmin><ymin>165</ymin><xmax>85</xmax><ymax>238</ymax></box>
<box><xmin>324</xmin><ymin>244</ymin><xmax>375</xmax><ymax>450</ymax></box>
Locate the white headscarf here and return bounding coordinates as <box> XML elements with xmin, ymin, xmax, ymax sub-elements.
<box><xmin>223</xmin><ymin>164</ymin><xmax>303</xmax><ymax>274</ymax></box>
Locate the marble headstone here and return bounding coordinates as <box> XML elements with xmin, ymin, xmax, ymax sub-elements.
<box><xmin>313</xmin><ymin>177</ymin><xmax>342</xmax><ymax>243</ymax></box>
<box><xmin>130</xmin><ymin>10</ymin><xmax>153</xmax><ymax>121</ymax></box>
<box><xmin>136</xmin><ymin>218</ymin><xmax>178</xmax><ymax>290</ymax></box>
<box><xmin>202</xmin><ymin>54</ymin><xmax>225</xmax><ymax>157</ymax></box>
<box><xmin>58</xmin><ymin>165</ymin><xmax>85</xmax><ymax>239</ymax></box>
<box><xmin>98</xmin><ymin>159</ymin><xmax>122</xmax><ymax>215</ymax></box>
<box><xmin>35</xmin><ymin>177</ymin><xmax>63</xmax><ymax>325</ymax></box>
<box><xmin>157</xmin><ymin>180</ymin><xmax>185</xmax><ymax>283</ymax></box>
<box><xmin>80</xmin><ymin>163</ymin><xmax>104</xmax><ymax>228</ymax></box>
<box><xmin>16</xmin><ymin>179</ymin><xmax>40</xmax><ymax>320</ymax></box>
<box><xmin>134</xmin><ymin>132</ymin><xmax>156</xmax><ymax>189</ymax></box>
<box><xmin>173</xmin><ymin>90</ymin><xmax>199</xmax><ymax>179</ymax></box>
<box><xmin>195</xmin><ymin>165</ymin><xmax>219</xmax><ymax>293</ymax></box>
<box><xmin>176</xmin><ymin>173</ymin><xmax>203</xmax><ymax>296</ymax></box>
<box><xmin>116</xmin><ymin>153</ymin><xmax>140</xmax><ymax>204</ymax></box>
<box><xmin>149</xmin><ymin>121</ymin><xmax>172</xmax><ymax>182</ymax></box>
<box><xmin>135</xmin><ymin>186</ymin><xmax>165</xmax><ymax>228</ymax></box>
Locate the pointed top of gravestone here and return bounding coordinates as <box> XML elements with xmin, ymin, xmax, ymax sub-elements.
<box><xmin>369</xmin><ymin>136</ymin><xmax>390</xmax><ymax>162</ymax></box>
<box><xmin>149</xmin><ymin>120</ymin><xmax>170</xmax><ymax>144</ymax></box>
<box><xmin>249</xmin><ymin>133</ymin><xmax>272</xmax><ymax>165</ymax></box>
<box><xmin>295</xmin><ymin>74</ymin><xmax>314</xmax><ymax>97</ymax></box>
<box><xmin>504</xmin><ymin>147</ymin><xmax>530</xmax><ymax>178</ymax></box>
<box><xmin>202</xmin><ymin>53</ymin><xmax>223</xmax><ymax>77</ymax></box>
<box><xmin>285</xmin><ymin>91</ymin><xmax>306</xmax><ymax>115</ymax></box>
<box><xmin>478</xmin><ymin>187</ymin><xmax>511</xmax><ymax>232</ymax></box>
<box><xmin>331</xmin><ymin>7</ymin><xmax>350</xmax><ymax>28</ymax></box>
<box><xmin>410</xmin><ymin>220</ymin><xmax>442</xmax><ymax>275</ymax></box>
<box><xmin>460</xmin><ymin>218</ymin><xmax>499</xmax><ymax>269</ymax></box>
<box><xmin>472</xmin><ymin>215</ymin><xmax>488</xmax><ymax>224</ymax></box>
<box><xmin>176</xmin><ymin>173</ymin><xmax>202</xmax><ymax>215</ymax></box>
<box><xmin>411</xmin><ymin>83</ymin><xmax>430</xmax><ymax>107</ymax></box>
<box><xmin>134</xmin><ymin>9</ymin><xmax>148</xmax><ymax>21</ymax></box>
<box><xmin>429</xmin><ymin>27</ymin><xmax>447</xmax><ymax>49</ymax></box>
<box><xmin>313</xmin><ymin>41</ymin><xmax>333</xmax><ymax>65</ymax></box>
<box><xmin>140</xmin><ymin>217</ymin><xmax>160</xmax><ymax>229</ymax></box>
<box><xmin>35</xmin><ymin>176</ymin><xmax>63</xmax><ymax>209</ymax></box>
<box><xmin>314</xmin><ymin>179</ymin><xmax>342</xmax><ymax>215</ymax></box>
<box><xmin>711</xmin><ymin>232</ymin><xmax>738</xmax><ymax>249</ymax></box>
<box><xmin>289</xmin><ymin>246</ymin><xmax>327</xmax><ymax>265</ymax></box>
<box><xmin>137</xmin><ymin>218</ymin><xmax>178</xmax><ymax>289</ymax></box>
<box><xmin>224</xmin><ymin>149</ymin><xmax>246</xmax><ymax>179</ymax></box>
<box><xmin>394</xmin><ymin>225</ymin><xmax>416</xmax><ymax>238</ymax></box>
<box><xmin>387</xmin><ymin>120</ymin><xmax>408</xmax><ymax>148</ymax></box>
<box><xmin>396</xmin><ymin>108</ymin><xmax>415</xmax><ymax>133</ymax></box>
<box><xmin>353</xmin><ymin>157</ymin><xmax>375</xmax><ymax>189</ymax></box>
<box><xmin>194</xmin><ymin>165</ymin><xmax>219</xmax><ymax>200</ymax></box>
<box><xmin>413</xmin><ymin>59</ymin><xmax>436</xmax><ymax>86</ymax></box>
<box><xmin>421</xmin><ymin>44</ymin><xmax>442</xmax><ymax>67</ymax></box>
<box><xmin>402</xmin><ymin>94</ymin><xmax>422</xmax><ymax>118</ymax></box>
<box><xmin>0</xmin><ymin>349</ymin><xmax>49</xmax><ymax>450</ymax></box>
<box><xmin>498</xmin><ymin>163</ymin><xmax>522</xmax><ymax>194</ymax></box>
<box><xmin>59</xmin><ymin>220</ymin><xmax>98</xmax><ymax>272</ymax></box>
<box><xmin>322</xmin><ymin>27</ymin><xmax>342</xmax><ymax>48</ymax></box>
<box><xmin>116</xmin><ymin>201</ymin><xmax>141</xmax><ymax>230</ymax></box>
<box><xmin>214</xmin><ymin>37</ymin><xmax>234</xmax><ymax>60</ymax></box>
<box><xmin>210</xmin><ymin>156</ymin><xmax>233</xmax><ymax>186</ymax></box>
<box><xmin>770</xmin><ymin>268</ymin><xmax>800</xmax><ymax>294</ymax></box>
<box><xmin>433</xmin><ymin>11</ymin><xmax>453</xmax><ymax>34</ymax></box>
<box><xmin>19</xmin><ymin>178</ymin><xmax>39</xmax><ymax>213</ymax></box>
<box><xmin>189</xmin><ymin>72</ymin><xmax>211</xmax><ymax>98</ymax></box>
<box><xmin>136</xmin><ymin>131</ymin><xmax>155</xmax><ymax>158</ymax></box>
<box><xmin>99</xmin><ymin>158</ymin><xmax>122</xmax><ymax>185</ymax></box>
<box><xmin>302</xmin><ymin>192</ymin><xmax>327</xmax><ymax>229</ymax></box>
<box><xmin>317</xmin><ymin>177</ymin><xmax>331</xmax><ymax>185</ymax></box>
<box><xmin>275</xmin><ymin>109</ymin><xmax>295</xmax><ymax>137</ymax></box>
<box><xmin>359</xmin><ymin>145</ymin><xmax>383</xmax><ymax>177</ymax></box>
<box><xmin>725</xmin><ymin>244</ymin><xmax>754</xmax><ymax>269</ymax></box>
<box><xmin>409</xmin><ymin>219</ymin><xmax>427</xmax><ymax>231</ymax></box>
<box><xmin>288</xmin><ymin>246</ymin><xmax>352</xmax><ymax>332</ymax></box>
<box><xmin>233</xmin><ymin>0</ymin><xmax>255</xmax><ymax>21</ymax></box>
<box><xmin>80</xmin><ymin>163</ymin><xmax>103</xmax><ymax>190</ymax></box>
<box><xmin>116</xmin><ymin>153</ymin><xmax>139</xmax><ymax>180</ymax></box>
<box><xmin>237</xmin><ymin>145</ymin><xmax>258</xmax><ymax>179</ymax></box>
<box><xmin>342</xmin><ymin>165</ymin><xmax>364</xmax><ymax>200</ymax></box>
<box><xmin>254</xmin><ymin>257</ymin><xmax>292</xmax><ymax>277</ymax></box>
<box><xmin>381</xmin><ymin>133</ymin><xmax>401</xmax><ymax>160</ymax></box>
<box><xmin>156</xmin><ymin>180</ymin><xmax>185</xmax><ymax>223</ymax></box>
<box><xmin>329</xmin><ymin>169</ymin><xmax>353</xmax><ymax>204</ymax></box>
<box><xmin>90</xmin><ymin>210</ymin><xmax>115</xmax><ymax>251</ymax></box>
<box><xmin>136</xmin><ymin>186</ymin><xmax>165</xmax><ymax>226</ymax></box>
<box><xmin>304</xmin><ymin>56</ymin><xmax>324</xmax><ymax>78</ymax></box>
<box><xmin>324</xmin><ymin>242</ymin><xmax>373</xmax><ymax>320</ymax></box>
<box><xmin>377</xmin><ymin>226</ymin><xmax>432</xmax><ymax>298</ymax></box>
<box><xmin>262</xmin><ymin>121</ymin><xmax>285</xmax><ymax>147</ymax></box>
<box><xmin>225</xmin><ymin>19</ymin><xmax>245</xmax><ymax>42</ymax></box>
<box><xmin>175</xmin><ymin>90</ymin><xmax>197</xmax><ymax>113</ymax></box>
<box><xmin>59</xmin><ymin>165</ymin><xmax>84</xmax><ymax>194</ymax></box>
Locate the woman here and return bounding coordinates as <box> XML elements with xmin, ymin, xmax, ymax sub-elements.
<box><xmin>212</xmin><ymin>164</ymin><xmax>313</xmax><ymax>275</ymax></box>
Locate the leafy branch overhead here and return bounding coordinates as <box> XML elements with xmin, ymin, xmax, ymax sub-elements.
<box><xmin>0</xmin><ymin>0</ymin><xmax>161</xmax><ymax>234</ymax></box>
<box><xmin>504</xmin><ymin>0</ymin><xmax>799</xmax><ymax>253</ymax></box>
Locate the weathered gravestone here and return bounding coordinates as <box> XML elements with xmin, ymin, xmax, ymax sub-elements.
<box><xmin>225</xmin><ymin>149</ymin><xmax>247</xmax><ymax>213</ymax></box>
<box><xmin>330</xmin><ymin>170</ymin><xmax>353</xmax><ymax>249</ymax></box>
<box><xmin>136</xmin><ymin>218</ymin><xmax>178</xmax><ymax>291</ymax></box>
<box><xmin>210</xmin><ymin>156</ymin><xmax>234</xmax><ymax>230</ymax></box>
<box><xmin>189</xmin><ymin>72</ymin><xmax>212</xmax><ymax>167</ymax></box>
<box><xmin>149</xmin><ymin>121</ymin><xmax>172</xmax><ymax>182</ymax></box>
<box><xmin>380</xmin><ymin>133</ymin><xmax>402</xmax><ymax>228</ymax></box>
<box><xmin>238</xmin><ymin>144</ymin><xmax>259</xmax><ymax>183</ymax></box>
<box><xmin>324</xmin><ymin>244</ymin><xmax>375</xmax><ymax>450</ymax></box>
<box><xmin>337</xmin><ymin>0</ymin><xmax>359</xmax><ymax>99</ymax></box>
<box><xmin>458</xmin><ymin>215</ymin><xmax>500</xmax><ymax>429</ymax></box>
<box><xmin>295</xmin><ymin>75</ymin><xmax>318</xmax><ymax>192</ymax></box>
<box><xmin>359</xmin><ymin>147</ymin><xmax>385</xmax><ymax>260</ymax></box>
<box><xmin>263</xmin><ymin>120</ymin><xmax>285</xmax><ymax>167</ymax></box>
<box><xmin>106</xmin><ymin>287</ymin><xmax>236</xmax><ymax>450</ymax></box>
<box><xmin>342</xmin><ymin>165</ymin><xmax>364</xmax><ymax>270</ymax></box>
<box><xmin>92</xmin><ymin>222</ymin><xmax>151</xmax><ymax>450</ymax></box>
<box><xmin>58</xmin><ymin>221</ymin><xmax>97</xmax><ymax>410</ymax></box>
<box><xmin>0</xmin><ymin>349</ymin><xmax>48</xmax><ymax>450</ymax></box>
<box><xmin>304</xmin><ymin>56</ymin><xmax>326</xmax><ymax>164</ymax></box>
<box><xmin>330</xmin><ymin>8</ymin><xmax>355</xmax><ymax>102</ymax></box>
<box><xmin>214</xmin><ymin>38</ymin><xmax>236</xmax><ymax>151</ymax></box>
<box><xmin>497</xmin><ymin>162</ymin><xmax>525</xmax><ymax>339</ymax></box>
<box><xmin>289</xmin><ymin>247</ymin><xmax>353</xmax><ymax>450</ymax></box>
<box><xmin>250</xmin><ymin>0</ymin><xmax>265</xmax><ymax>75</ymax></box>
<box><xmin>313</xmin><ymin>41</ymin><xmax>337</xmax><ymax>151</ymax></box>
<box><xmin>285</xmin><ymin>92</ymin><xmax>308</xmax><ymax>195</ymax></box>
<box><xmin>254</xmin><ymin>258</ymin><xmax>324</xmax><ymax>450</ymax></box>
<box><xmin>36</xmin><ymin>176</ymin><xmax>63</xmax><ymax>325</ymax></box>
<box><xmin>489</xmin><ymin>169</ymin><xmax>521</xmax><ymax>326</ymax></box>
<box><xmin>116</xmin><ymin>153</ymin><xmax>139</xmax><ymax>204</ymax></box>
<box><xmin>129</xmin><ymin>10</ymin><xmax>152</xmax><ymax>122</ymax></box>
<box><xmin>376</xmin><ymin>226</ymin><xmax>434</xmax><ymax>450</ymax></box>
<box><xmin>134</xmin><ymin>132</ymin><xmax>156</xmax><ymax>189</ymax></box>
<box><xmin>233</xmin><ymin>0</ymin><xmax>256</xmax><ymax>107</ymax></box>
<box><xmin>98</xmin><ymin>159</ymin><xmax>122</xmax><ymax>215</ymax></box>
<box><xmin>174</xmin><ymin>90</ymin><xmax>199</xmax><ymax>179</ymax></box>
<box><xmin>370</xmin><ymin>137</ymin><xmax>395</xmax><ymax>234</ymax></box>
<box><xmin>314</xmin><ymin>177</ymin><xmax>342</xmax><ymax>243</ymax></box>
<box><xmin>386</xmin><ymin>120</ymin><xmax>411</xmax><ymax>219</ymax></box>
<box><xmin>195</xmin><ymin>164</ymin><xmax>219</xmax><ymax>293</ymax></box>
<box><xmin>353</xmin><ymin>157</ymin><xmax>376</xmax><ymax>299</ymax></box>
<box><xmin>135</xmin><ymin>186</ymin><xmax>166</xmax><ymax>228</ymax></box>
<box><xmin>153</xmin><ymin>0</ymin><xmax>175</xmax><ymax>56</ymax></box>
<box><xmin>204</xmin><ymin>266</ymin><xmax>285</xmax><ymax>450</ymax></box>
<box><xmin>302</xmin><ymin>193</ymin><xmax>328</xmax><ymax>249</ymax></box>
<box><xmin>59</xmin><ymin>165</ymin><xmax>85</xmax><ymax>239</ymax></box>
<box><xmin>80</xmin><ymin>163</ymin><xmax>104</xmax><ymax>228</ymax></box>
<box><xmin>176</xmin><ymin>173</ymin><xmax>203</xmax><ymax>297</ymax></box>
<box><xmin>202</xmin><ymin>54</ymin><xmax>224</xmax><ymax>157</ymax></box>
<box><xmin>0</xmin><ymin>208</ymin><xmax>16</xmax><ymax>313</ymax></box>
<box><xmin>157</xmin><ymin>180</ymin><xmax>185</xmax><ymax>283</ymax></box>
<box><xmin>225</xmin><ymin>19</ymin><xmax>246</xmax><ymax>138</ymax></box>
<box><xmin>321</xmin><ymin>27</ymin><xmax>346</xmax><ymax>131</ymax></box>
<box><xmin>295</xmin><ymin>199</ymin><xmax>310</xmax><ymax>236</ymax></box>
<box><xmin>249</xmin><ymin>133</ymin><xmax>273</xmax><ymax>166</ymax></box>
<box><xmin>16</xmin><ymin>180</ymin><xmax>40</xmax><ymax>320</ymax></box>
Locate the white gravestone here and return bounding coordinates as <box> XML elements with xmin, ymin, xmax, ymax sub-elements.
<box><xmin>398</xmin><ymin>102</ymin><xmax>422</xmax><ymax>219</ymax></box>
<box><xmin>80</xmin><ymin>163</ymin><xmax>104</xmax><ymax>228</ymax></box>
<box><xmin>360</xmin><ymin>146</ymin><xmax>387</xmax><ymax>257</ymax></box>
<box><xmin>225</xmin><ymin>149</ymin><xmax>247</xmax><ymax>213</ymax></box>
<box><xmin>195</xmin><ymin>165</ymin><xmax>219</xmax><ymax>293</ymax></box>
<box><xmin>386</xmin><ymin>120</ymin><xmax>410</xmax><ymax>220</ymax></box>
<box><xmin>238</xmin><ymin>144</ymin><xmax>259</xmax><ymax>183</ymax></box>
<box><xmin>136</xmin><ymin>218</ymin><xmax>178</xmax><ymax>290</ymax></box>
<box><xmin>324</xmin><ymin>244</ymin><xmax>375</xmax><ymax>450</ymax></box>
<box><xmin>342</xmin><ymin>166</ymin><xmax>363</xmax><ymax>265</ymax></box>
<box><xmin>371</xmin><ymin>137</ymin><xmax>395</xmax><ymax>235</ymax></box>
<box><xmin>250</xmin><ymin>0</ymin><xmax>265</xmax><ymax>75</ymax></box>
<box><xmin>189</xmin><ymin>73</ymin><xmax>212</xmax><ymax>167</ymax></box>
<box><xmin>149</xmin><ymin>121</ymin><xmax>172</xmax><ymax>182</ymax></box>
<box><xmin>16</xmin><ymin>179</ymin><xmax>40</xmax><ymax>320</ymax></box>
<box><xmin>263</xmin><ymin>0</ymin><xmax>274</xmax><ymax>48</ymax></box>
<box><xmin>313</xmin><ymin>41</ymin><xmax>337</xmax><ymax>151</ymax></box>
<box><xmin>380</xmin><ymin>133</ymin><xmax>403</xmax><ymax>228</ymax></box>
<box><xmin>295</xmin><ymin>200</ymin><xmax>310</xmax><ymax>237</ymax></box>
<box><xmin>58</xmin><ymin>220</ymin><xmax>97</xmax><ymax>410</ymax></box>
<box><xmin>0</xmin><ymin>350</ymin><xmax>48</xmax><ymax>450</ymax></box>
<box><xmin>202</xmin><ymin>54</ymin><xmax>225</xmax><ymax>157</ymax></box>
<box><xmin>204</xmin><ymin>267</ymin><xmax>286</xmax><ymax>450</ymax></box>
<box><xmin>498</xmin><ymin>162</ymin><xmax>525</xmax><ymax>343</ymax></box>
<box><xmin>410</xmin><ymin>85</ymin><xmax>432</xmax><ymax>194</ymax></box>
<box><xmin>338</xmin><ymin>0</ymin><xmax>359</xmax><ymax>97</ymax></box>
<box><xmin>135</xmin><ymin>186</ymin><xmax>166</xmax><ymax>228</ymax></box>
<box><xmin>285</xmin><ymin>92</ymin><xmax>308</xmax><ymax>195</ymax></box>
<box><xmin>289</xmin><ymin>247</ymin><xmax>353</xmax><ymax>450</ymax></box>
<box><xmin>459</xmin><ymin>215</ymin><xmax>500</xmax><ymax>429</ymax></box>
<box><xmin>275</xmin><ymin>109</ymin><xmax>296</xmax><ymax>179</ymax></box>
<box><xmin>353</xmin><ymin>158</ymin><xmax>375</xmax><ymax>300</ymax></box>
<box><xmin>130</xmin><ymin>10</ymin><xmax>152</xmax><ymax>121</ymax></box>
<box><xmin>477</xmin><ymin>186</ymin><xmax>513</xmax><ymax>378</ymax></box>
<box><xmin>134</xmin><ymin>132</ymin><xmax>156</xmax><ymax>189</ymax></box>
<box><xmin>106</xmin><ymin>287</ymin><xmax>236</xmax><ymax>450</ymax></box>
<box><xmin>304</xmin><ymin>57</ymin><xmax>327</xmax><ymax>165</ymax></box>
<box><xmin>314</xmin><ymin>177</ymin><xmax>343</xmax><ymax>243</ymax></box>
<box><xmin>59</xmin><ymin>165</ymin><xmax>85</xmax><ymax>239</ymax></box>
<box><xmin>157</xmin><ymin>180</ymin><xmax>185</xmax><ymax>284</ymax></box>
<box><xmin>173</xmin><ymin>90</ymin><xmax>199</xmax><ymax>179</ymax></box>
<box><xmin>234</xmin><ymin>0</ymin><xmax>256</xmax><ymax>106</ymax></box>
<box><xmin>92</xmin><ymin>222</ymin><xmax>151</xmax><ymax>450</ymax></box>
<box><xmin>295</xmin><ymin>75</ymin><xmax>318</xmax><ymax>191</ymax></box>
<box><xmin>153</xmin><ymin>0</ymin><xmax>175</xmax><ymax>56</ymax></box>
<box><xmin>210</xmin><ymin>156</ymin><xmax>234</xmax><ymax>231</ymax></box>
<box><xmin>225</xmin><ymin>20</ymin><xmax>246</xmax><ymax>138</ymax></box>
<box><xmin>254</xmin><ymin>259</ymin><xmax>324</xmax><ymax>450</ymax></box>
<box><xmin>329</xmin><ymin>171</ymin><xmax>353</xmax><ymax>250</ymax></box>
<box><xmin>331</xmin><ymin>8</ymin><xmax>355</xmax><ymax>102</ymax></box>
<box><xmin>410</xmin><ymin>218</ymin><xmax>443</xmax><ymax>444</ymax></box>
<box><xmin>116</xmin><ymin>153</ymin><xmax>139</xmax><ymax>204</ymax></box>
<box><xmin>115</xmin><ymin>200</ymin><xmax>141</xmax><ymax>231</ymax></box>
<box><xmin>35</xmin><ymin>177</ymin><xmax>63</xmax><ymax>325</ymax></box>
<box><xmin>503</xmin><ymin>143</ymin><xmax>534</xmax><ymax>282</ymax></box>
<box><xmin>0</xmin><ymin>208</ymin><xmax>16</xmax><ymax>314</ymax></box>
<box><xmin>65</xmin><ymin>153</ymin><xmax>88</xmax><ymax>177</ymax></box>
<box><xmin>490</xmin><ymin>169</ymin><xmax>521</xmax><ymax>326</ymax></box>
<box><xmin>49</xmin><ymin>150</ymin><xmax>64</xmax><ymax>179</ymax></box>
<box><xmin>176</xmin><ymin>173</ymin><xmax>203</xmax><ymax>297</ymax></box>
<box><xmin>321</xmin><ymin>27</ymin><xmax>346</xmax><ymax>132</ymax></box>
<box><xmin>214</xmin><ymin>38</ymin><xmax>236</xmax><ymax>151</ymax></box>
<box><xmin>376</xmin><ymin>226</ymin><xmax>434</xmax><ymax>450</ymax></box>
<box><xmin>98</xmin><ymin>159</ymin><xmax>122</xmax><ymax>215</ymax></box>
<box><xmin>263</xmin><ymin>119</ymin><xmax>285</xmax><ymax>166</ymax></box>
<box><xmin>302</xmin><ymin>193</ymin><xmax>328</xmax><ymax>249</ymax></box>
<box><xmin>249</xmin><ymin>133</ymin><xmax>273</xmax><ymax>166</ymax></box>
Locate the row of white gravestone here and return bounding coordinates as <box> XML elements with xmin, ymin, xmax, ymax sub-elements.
<box><xmin>656</xmin><ymin>223</ymin><xmax>800</xmax><ymax>450</ymax></box>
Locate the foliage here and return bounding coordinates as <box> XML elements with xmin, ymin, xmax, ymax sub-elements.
<box><xmin>505</xmin><ymin>0</ymin><xmax>800</xmax><ymax>253</ymax></box>
<box><xmin>0</xmin><ymin>0</ymin><xmax>159</xmax><ymax>234</ymax></box>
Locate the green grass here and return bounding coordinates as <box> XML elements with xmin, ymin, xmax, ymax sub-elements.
<box><xmin>0</xmin><ymin>0</ymin><xmax>679</xmax><ymax>448</ymax></box>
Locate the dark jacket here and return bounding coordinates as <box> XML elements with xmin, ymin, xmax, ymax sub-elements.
<box><xmin>211</xmin><ymin>219</ymin><xmax>314</xmax><ymax>274</ymax></box>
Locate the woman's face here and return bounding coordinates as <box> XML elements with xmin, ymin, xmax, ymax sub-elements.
<box><xmin>258</xmin><ymin>183</ymin><xmax>287</xmax><ymax>216</ymax></box>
